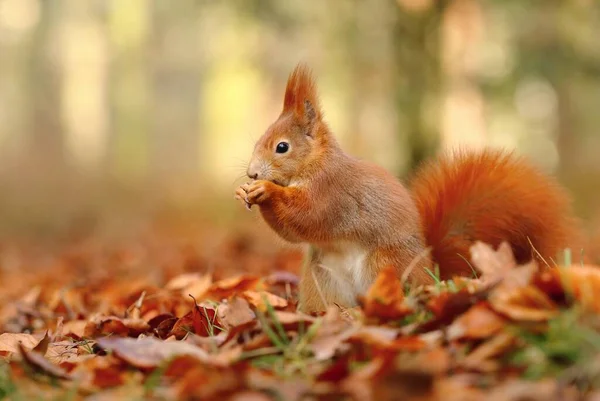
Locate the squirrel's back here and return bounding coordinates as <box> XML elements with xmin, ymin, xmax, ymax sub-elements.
<box><xmin>411</xmin><ymin>149</ymin><xmax>581</xmax><ymax>278</ymax></box>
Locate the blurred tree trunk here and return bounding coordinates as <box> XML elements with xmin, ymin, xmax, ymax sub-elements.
<box><xmin>394</xmin><ymin>1</ymin><xmax>449</xmax><ymax>170</ymax></box>
<box><xmin>108</xmin><ymin>0</ymin><xmax>151</xmax><ymax>183</ymax></box>
<box><xmin>150</xmin><ymin>0</ymin><xmax>201</xmax><ymax>190</ymax></box>
<box><xmin>27</xmin><ymin>0</ymin><xmax>65</xmax><ymax>175</ymax></box>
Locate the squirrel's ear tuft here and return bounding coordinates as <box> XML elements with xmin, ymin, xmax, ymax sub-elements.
<box><xmin>282</xmin><ymin>63</ymin><xmax>322</xmax><ymax>125</ymax></box>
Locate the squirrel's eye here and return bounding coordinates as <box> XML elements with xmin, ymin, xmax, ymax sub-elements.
<box><xmin>275</xmin><ymin>142</ymin><xmax>290</xmax><ymax>154</ymax></box>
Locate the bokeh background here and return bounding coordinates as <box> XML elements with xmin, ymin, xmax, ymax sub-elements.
<box><xmin>0</xmin><ymin>0</ymin><xmax>599</xmax><ymax>245</ymax></box>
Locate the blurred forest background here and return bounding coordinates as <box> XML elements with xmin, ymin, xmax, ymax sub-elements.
<box><xmin>0</xmin><ymin>0</ymin><xmax>599</xmax><ymax>243</ymax></box>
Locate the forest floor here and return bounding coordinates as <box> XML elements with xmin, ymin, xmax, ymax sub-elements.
<box><xmin>1</xmin><ymin>222</ymin><xmax>600</xmax><ymax>401</ymax></box>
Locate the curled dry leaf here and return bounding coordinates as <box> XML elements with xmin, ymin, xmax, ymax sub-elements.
<box><xmin>19</xmin><ymin>342</ymin><xmax>73</xmax><ymax>380</ymax></box>
<box><xmin>363</xmin><ymin>265</ymin><xmax>412</xmax><ymax>321</ymax></box>
<box><xmin>0</xmin><ymin>331</ymin><xmax>46</xmax><ymax>357</ymax></box>
<box><xmin>46</xmin><ymin>340</ymin><xmax>80</xmax><ymax>365</ymax></box>
<box><xmin>166</xmin><ymin>273</ymin><xmax>206</xmax><ymax>290</ymax></box>
<box><xmin>470</xmin><ymin>241</ymin><xmax>517</xmax><ymax>285</ymax></box>
<box><xmin>460</xmin><ymin>332</ymin><xmax>515</xmax><ymax>372</ymax></box>
<box><xmin>62</xmin><ymin>319</ymin><xmax>88</xmax><ymax>339</ymax></box>
<box><xmin>418</xmin><ymin>288</ymin><xmax>490</xmax><ymax>333</ymax></box>
<box><xmin>447</xmin><ymin>303</ymin><xmax>506</xmax><ymax>341</ymax></box>
<box><xmin>169</xmin><ymin>303</ymin><xmax>222</xmax><ymax>339</ymax></box>
<box><xmin>205</xmin><ymin>275</ymin><xmax>260</xmax><ymax>301</ymax></box>
<box><xmin>490</xmin><ymin>285</ymin><xmax>559</xmax><ymax>321</ymax></box>
<box><xmin>229</xmin><ymin>391</ymin><xmax>273</xmax><ymax>401</ymax></box>
<box><xmin>166</xmin><ymin>272</ymin><xmax>213</xmax><ymax>300</ymax></box>
<box><xmin>241</xmin><ymin>290</ymin><xmax>288</xmax><ymax>311</ymax></box>
<box><xmin>535</xmin><ymin>265</ymin><xmax>600</xmax><ymax>313</ymax></box>
<box><xmin>269</xmin><ymin>311</ymin><xmax>315</xmax><ymax>331</ymax></box>
<box><xmin>218</xmin><ymin>296</ymin><xmax>255</xmax><ymax>329</ymax></box>
<box><xmin>96</xmin><ymin>336</ymin><xmax>210</xmax><ymax>369</ymax></box>
<box><xmin>174</xmin><ymin>364</ymin><xmax>246</xmax><ymax>400</ymax></box>
<box><xmin>84</xmin><ymin>316</ymin><xmax>150</xmax><ymax>338</ymax></box>
<box><xmin>265</xmin><ymin>271</ymin><xmax>300</xmax><ymax>286</ymax></box>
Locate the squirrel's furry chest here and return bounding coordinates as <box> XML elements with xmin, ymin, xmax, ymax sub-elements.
<box><xmin>312</xmin><ymin>242</ymin><xmax>371</xmax><ymax>305</ymax></box>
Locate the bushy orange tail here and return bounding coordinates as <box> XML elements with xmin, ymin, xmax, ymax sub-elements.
<box><xmin>411</xmin><ymin>149</ymin><xmax>581</xmax><ymax>279</ymax></box>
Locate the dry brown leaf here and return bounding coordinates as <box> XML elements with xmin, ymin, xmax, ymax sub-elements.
<box><xmin>229</xmin><ymin>391</ymin><xmax>273</xmax><ymax>401</ymax></box>
<box><xmin>490</xmin><ymin>285</ymin><xmax>559</xmax><ymax>321</ymax></box>
<box><xmin>174</xmin><ymin>364</ymin><xmax>246</xmax><ymax>399</ymax></box>
<box><xmin>205</xmin><ymin>275</ymin><xmax>261</xmax><ymax>300</ymax></box>
<box><xmin>470</xmin><ymin>241</ymin><xmax>517</xmax><ymax>285</ymax></box>
<box><xmin>461</xmin><ymin>332</ymin><xmax>515</xmax><ymax>372</ymax></box>
<box><xmin>84</xmin><ymin>316</ymin><xmax>150</xmax><ymax>338</ymax></box>
<box><xmin>419</xmin><ymin>287</ymin><xmax>490</xmax><ymax>333</ymax></box>
<box><xmin>447</xmin><ymin>303</ymin><xmax>506</xmax><ymax>340</ymax></box>
<box><xmin>0</xmin><ymin>332</ymin><xmax>46</xmax><ymax>357</ymax></box>
<box><xmin>265</xmin><ymin>271</ymin><xmax>300</xmax><ymax>286</ymax></box>
<box><xmin>269</xmin><ymin>311</ymin><xmax>315</xmax><ymax>331</ymax></box>
<box><xmin>538</xmin><ymin>265</ymin><xmax>600</xmax><ymax>313</ymax></box>
<box><xmin>19</xmin><ymin>342</ymin><xmax>73</xmax><ymax>380</ymax></box>
<box><xmin>96</xmin><ymin>336</ymin><xmax>210</xmax><ymax>369</ymax></box>
<box><xmin>351</xmin><ymin>326</ymin><xmax>399</xmax><ymax>344</ymax></box>
<box><xmin>169</xmin><ymin>303</ymin><xmax>222</xmax><ymax>339</ymax></box>
<box><xmin>363</xmin><ymin>265</ymin><xmax>412</xmax><ymax>321</ymax></box>
<box><xmin>166</xmin><ymin>272</ymin><xmax>213</xmax><ymax>300</ymax></box>
<box><xmin>65</xmin><ymin>320</ymin><xmax>94</xmax><ymax>340</ymax></box>
<box><xmin>45</xmin><ymin>340</ymin><xmax>80</xmax><ymax>365</ymax></box>
<box><xmin>218</xmin><ymin>297</ymin><xmax>256</xmax><ymax>329</ymax></box>
<box><xmin>241</xmin><ymin>290</ymin><xmax>288</xmax><ymax>311</ymax></box>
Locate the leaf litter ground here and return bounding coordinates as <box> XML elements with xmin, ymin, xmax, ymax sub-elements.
<box><xmin>1</xmin><ymin>229</ymin><xmax>600</xmax><ymax>401</ymax></box>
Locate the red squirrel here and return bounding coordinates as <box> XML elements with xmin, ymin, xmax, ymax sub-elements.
<box><xmin>235</xmin><ymin>64</ymin><xmax>581</xmax><ymax>313</ymax></box>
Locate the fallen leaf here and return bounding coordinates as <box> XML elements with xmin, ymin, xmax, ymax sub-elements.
<box><xmin>229</xmin><ymin>391</ymin><xmax>273</xmax><ymax>401</ymax></box>
<box><xmin>174</xmin><ymin>364</ymin><xmax>246</xmax><ymax>399</ymax></box>
<box><xmin>166</xmin><ymin>272</ymin><xmax>213</xmax><ymax>300</ymax></box>
<box><xmin>242</xmin><ymin>290</ymin><xmax>288</xmax><ymax>311</ymax></box>
<box><xmin>218</xmin><ymin>297</ymin><xmax>256</xmax><ymax>329</ymax></box>
<box><xmin>490</xmin><ymin>285</ymin><xmax>559</xmax><ymax>321</ymax></box>
<box><xmin>19</xmin><ymin>342</ymin><xmax>73</xmax><ymax>380</ymax></box>
<box><xmin>363</xmin><ymin>265</ymin><xmax>412</xmax><ymax>321</ymax></box>
<box><xmin>418</xmin><ymin>287</ymin><xmax>491</xmax><ymax>332</ymax></box>
<box><xmin>447</xmin><ymin>303</ymin><xmax>506</xmax><ymax>340</ymax></box>
<box><xmin>538</xmin><ymin>265</ymin><xmax>600</xmax><ymax>313</ymax></box>
<box><xmin>33</xmin><ymin>331</ymin><xmax>50</xmax><ymax>354</ymax></box>
<box><xmin>461</xmin><ymin>332</ymin><xmax>515</xmax><ymax>372</ymax></box>
<box><xmin>265</xmin><ymin>271</ymin><xmax>300</xmax><ymax>286</ymax></box>
<box><xmin>169</xmin><ymin>303</ymin><xmax>222</xmax><ymax>339</ymax></box>
<box><xmin>470</xmin><ymin>241</ymin><xmax>517</xmax><ymax>285</ymax></box>
<box><xmin>45</xmin><ymin>340</ymin><xmax>80</xmax><ymax>364</ymax></box>
<box><xmin>205</xmin><ymin>275</ymin><xmax>260</xmax><ymax>300</ymax></box>
<box><xmin>96</xmin><ymin>336</ymin><xmax>210</xmax><ymax>369</ymax></box>
<box><xmin>62</xmin><ymin>320</ymin><xmax>88</xmax><ymax>339</ymax></box>
<box><xmin>84</xmin><ymin>316</ymin><xmax>150</xmax><ymax>338</ymax></box>
<box><xmin>0</xmin><ymin>332</ymin><xmax>46</xmax><ymax>357</ymax></box>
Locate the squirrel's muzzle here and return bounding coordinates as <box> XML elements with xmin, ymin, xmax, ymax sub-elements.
<box><xmin>247</xmin><ymin>161</ymin><xmax>260</xmax><ymax>180</ymax></box>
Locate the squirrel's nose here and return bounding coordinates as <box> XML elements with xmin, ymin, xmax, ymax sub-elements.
<box><xmin>247</xmin><ymin>163</ymin><xmax>259</xmax><ymax>180</ymax></box>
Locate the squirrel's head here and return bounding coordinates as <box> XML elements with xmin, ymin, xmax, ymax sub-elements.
<box><xmin>247</xmin><ymin>64</ymin><xmax>333</xmax><ymax>186</ymax></box>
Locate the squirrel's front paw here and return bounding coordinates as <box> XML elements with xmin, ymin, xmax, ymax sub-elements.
<box><xmin>246</xmin><ymin>180</ymin><xmax>273</xmax><ymax>205</ymax></box>
<box><xmin>235</xmin><ymin>183</ymin><xmax>252</xmax><ymax>210</ymax></box>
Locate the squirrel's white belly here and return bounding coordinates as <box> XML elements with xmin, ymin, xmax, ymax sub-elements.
<box><xmin>317</xmin><ymin>242</ymin><xmax>370</xmax><ymax>306</ymax></box>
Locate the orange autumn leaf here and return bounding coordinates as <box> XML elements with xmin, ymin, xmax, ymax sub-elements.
<box><xmin>448</xmin><ymin>303</ymin><xmax>506</xmax><ymax>340</ymax></box>
<box><xmin>205</xmin><ymin>275</ymin><xmax>261</xmax><ymax>300</ymax></box>
<box><xmin>536</xmin><ymin>265</ymin><xmax>600</xmax><ymax>313</ymax></box>
<box><xmin>0</xmin><ymin>332</ymin><xmax>46</xmax><ymax>358</ymax></box>
<box><xmin>241</xmin><ymin>290</ymin><xmax>288</xmax><ymax>311</ymax></box>
<box><xmin>490</xmin><ymin>285</ymin><xmax>559</xmax><ymax>321</ymax></box>
<box><xmin>96</xmin><ymin>337</ymin><xmax>210</xmax><ymax>369</ymax></box>
<box><xmin>363</xmin><ymin>265</ymin><xmax>412</xmax><ymax>321</ymax></box>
